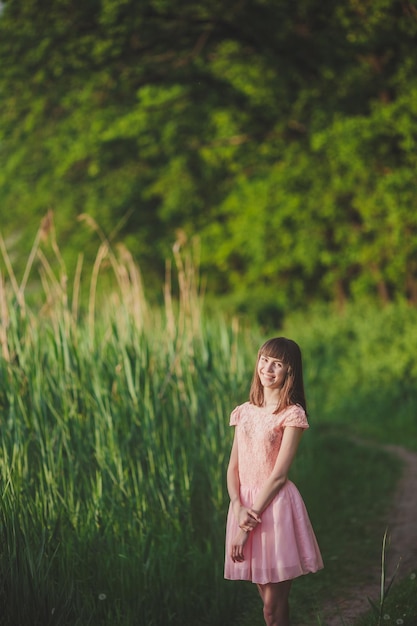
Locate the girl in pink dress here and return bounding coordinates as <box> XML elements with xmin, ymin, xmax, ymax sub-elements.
<box><xmin>224</xmin><ymin>337</ymin><xmax>323</xmax><ymax>626</ymax></box>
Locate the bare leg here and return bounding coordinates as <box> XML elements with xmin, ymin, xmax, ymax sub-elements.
<box><xmin>257</xmin><ymin>583</ymin><xmax>265</xmax><ymax>601</ymax></box>
<box><xmin>258</xmin><ymin>580</ymin><xmax>292</xmax><ymax>626</ymax></box>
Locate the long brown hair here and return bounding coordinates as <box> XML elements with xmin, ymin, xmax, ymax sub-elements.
<box><xmin>249</xmin><ymin>337</ymin><xmax>307</xmax><ymax>414</ymax></box>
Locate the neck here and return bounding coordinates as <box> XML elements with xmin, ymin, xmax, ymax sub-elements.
<box><xmin>263</xmin><ymin>388</ymin><xmax>281</xmax><ymax>407</ymax></box>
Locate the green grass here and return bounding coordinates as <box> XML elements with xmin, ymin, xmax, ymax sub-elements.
<box><xmin>0</xmin><ymin>233</ymin><xmax>416</xmax><ymax>625</ymax></box>
<box><xmin>293</xmin><ymin>430</ymin><xmax>403</xmax><ymax>623</ymax></box>
<box><xmin>355</xmin><ymin>571</ymin><xmax>417</xmax><ymax>626</ymax></box>
<box><xmin>284</xmin><ymin>300</ymin><xmax>417</xmax><ymax>451</ymax></box>
<box><xmin>0</xmin><ymin>309</ymin><xmax>253</xmax><ymax>625</ymax></box>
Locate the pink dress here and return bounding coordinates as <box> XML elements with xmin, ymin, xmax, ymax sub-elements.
<box><xmin>224</xmin><ymin>402</ymin><xmax>323</xmax><ymax>584</ymax></box>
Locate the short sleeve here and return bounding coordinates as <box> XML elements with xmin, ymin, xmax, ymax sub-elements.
<box><xmin>283</xmin><ymin>404</ymin><xmax>309</xmax><ymax>429</ymax></box>
<box><xmin>229</xmin><ymin>405</ymin><xmax>241</xmax><ymax>426</ymax></box>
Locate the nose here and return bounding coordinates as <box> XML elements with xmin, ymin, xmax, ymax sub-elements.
<box><xmin>266</xmin><ymin>361</ymin><xmax>275</xmax><ymax>372</ymax></box>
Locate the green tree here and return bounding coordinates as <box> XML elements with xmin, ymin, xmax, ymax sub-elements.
<box><xmin>1</xmin><ymin>0</ymin><xmax>417</xmax><ymax>315</ymax></box>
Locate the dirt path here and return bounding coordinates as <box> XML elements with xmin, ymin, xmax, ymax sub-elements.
<box><xmin>320</xmin><ymin>442</ymin><xmax>417</xmax><ymax>626</ymax></box>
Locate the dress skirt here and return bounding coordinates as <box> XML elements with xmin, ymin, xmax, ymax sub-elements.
<box><xmin>224</xmin><ymin>480</ymin><xmax>324</xmax><ymax>584</ymax></box>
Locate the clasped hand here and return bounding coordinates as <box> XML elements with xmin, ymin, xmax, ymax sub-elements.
<box><xmin>238</xmin><ymin>507</ymin><xmax>261</xmax><ymax>533</ymax></box>
<box><xmin>231</xmin><ymin>508</ymin><xmax>261</xmax><ymax>563</ymax></box>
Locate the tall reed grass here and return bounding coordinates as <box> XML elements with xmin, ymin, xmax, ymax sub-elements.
<box><xmin>0</xmin><ymin>217</ymin><xmax>259</xmax><ymax>625</ymax></box>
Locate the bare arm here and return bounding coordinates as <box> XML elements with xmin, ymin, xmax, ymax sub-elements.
<box><xmin>227</xmin><ymin>431</ymin><xmax>258</xmax><ymax>562</ymax></box>
<box><xmin>250</xmin><ymin>426</ymin><xmax>304</xmax><ymax>516</ymax></box>
<box><xmin>226</xmin><ymin>431</ymin><xmax>241</xmax><ymax>519</ymax></box>
<box><xmin>227</xmin><ymin>431</ymin><xmax>260</xmax><ymax>530</ymax></box>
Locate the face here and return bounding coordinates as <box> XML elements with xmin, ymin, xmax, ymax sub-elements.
<box><xmin>257</xmin><ymin>354</ymin><xmax>288</xmax><ymax>390</ymax></box>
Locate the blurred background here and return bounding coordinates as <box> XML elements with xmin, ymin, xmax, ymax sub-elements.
<box><xmin>1</xmin><ymin>0</ymin><xmax>417</xmax><ymax>322</ymax></box>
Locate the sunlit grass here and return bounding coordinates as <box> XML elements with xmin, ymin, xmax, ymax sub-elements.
<box><xmin>0</xmin><ymin>221</ymin><xmax>260</xmax><ymax>625</ymax></box>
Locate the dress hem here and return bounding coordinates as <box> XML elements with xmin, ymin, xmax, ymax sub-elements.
<box><xmin>224</xmin><ymin>563</ymin><xmax>324</xmax><ymax>585</ymax></box>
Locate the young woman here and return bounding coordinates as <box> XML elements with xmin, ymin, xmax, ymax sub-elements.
<box><xmin>224</xmin><ymin>337</ymin><xmax>323</xmax><ymax>626</ymax></box>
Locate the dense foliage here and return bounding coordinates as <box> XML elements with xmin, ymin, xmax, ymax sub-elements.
<box><xmin>1</xmin><ymin>0</ymin><xmax>417</xmax><ymax>316</ymax></box>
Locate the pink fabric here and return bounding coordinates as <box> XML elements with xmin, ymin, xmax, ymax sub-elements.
<box><xmin>224</xmin><ymin>403</ymin><xmax>324</xmax><ymax>583</ymax></box>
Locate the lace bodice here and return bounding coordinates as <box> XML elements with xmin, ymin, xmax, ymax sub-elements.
<box><xmin>230</xmin><ymin>402</ymin><xmax>309</xmax><ymax>487</ymax></box>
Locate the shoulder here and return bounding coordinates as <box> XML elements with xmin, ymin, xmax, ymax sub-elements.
<box><xmin>281</xmin><ymin>404</ymin><xmax>309</xmax><ymax>429</ymax></box>
<box><xmin>229</xmin><ymin>402</ymin><xmax>251</xmax><ymax>426</ymax></box>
